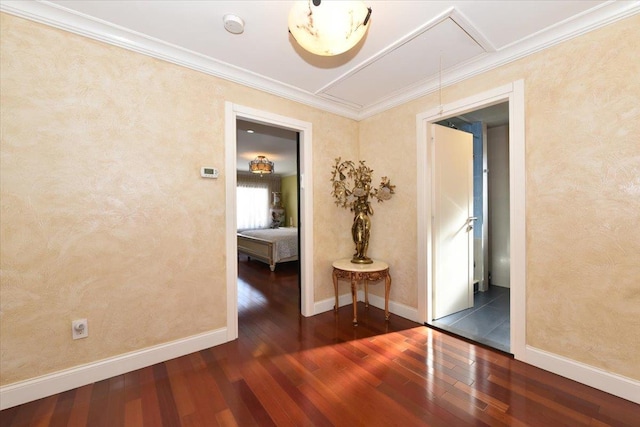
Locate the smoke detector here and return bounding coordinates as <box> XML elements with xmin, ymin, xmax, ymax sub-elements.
<box><xmin>223</xmin><ymin>14</ymin><xmax>245</xmax><ymax>34</ymax></box>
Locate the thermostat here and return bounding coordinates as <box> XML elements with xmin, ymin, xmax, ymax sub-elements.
<box><xmin>201</xmin><ymin>167</ymin><xmax>219</xmax><ymax>179</ymax></box>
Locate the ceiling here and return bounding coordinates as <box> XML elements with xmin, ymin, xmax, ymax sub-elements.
<box><xmin>2</xmin><ymin>1</ymin><xmax>637</xmax><ymax>176</ymax></box>
<box><xmin>237</xmin><ymin>120</ymin><xmax>298</xmax><ymax>176</ymax></box>
<box><xmin>3</xmin><ymin>1</ymin><xmax>637</xmax><ymax>121</ymax></box>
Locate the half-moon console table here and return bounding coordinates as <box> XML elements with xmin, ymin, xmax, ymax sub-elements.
<box><xmin>332</xmin><ymin>258</ymin><xmax>391</xmax><ymax>325</ymax></box>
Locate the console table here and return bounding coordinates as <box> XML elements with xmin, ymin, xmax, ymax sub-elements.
<box><xmin>332</xmin><ymin>258</ymin><xmax>391</xmax><ymax>325</ymax></box>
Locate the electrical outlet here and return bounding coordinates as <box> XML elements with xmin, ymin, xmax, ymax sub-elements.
<box><xmin>72</xmin><ymin>319</ymin><xmax>88</xmax><ymax>340</ymax></box>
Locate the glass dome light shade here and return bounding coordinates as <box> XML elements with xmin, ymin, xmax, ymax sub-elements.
<box><xmin>288</xmin><ymin>1</ymin><xmax>372</xmax><ymax>56</ymax></box>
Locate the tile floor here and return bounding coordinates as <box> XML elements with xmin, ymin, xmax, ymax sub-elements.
<box><xmin>430</xmin><ymin>285</ymin><xmax>511</xmax><ymax>353</ymax></box>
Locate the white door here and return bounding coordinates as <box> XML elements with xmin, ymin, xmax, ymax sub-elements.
<box><xmin>432</xmin><ymin>124</ymin><xmax>474</xmax><ymax>320</ymax></box>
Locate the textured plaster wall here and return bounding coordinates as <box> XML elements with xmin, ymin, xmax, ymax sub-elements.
<box><xmin>0</xmin><ymin>13</ymin><xmax>357</xmax><ymax>385</ymax></box>
<box><xmin>359</xmin><ymin>14</ymin><xmax>640</xmax><ymax>380</ymax></box>
<box><xmin>281</xmin><ymin>175</ymin><xmax>298</xmax><ymax>228</ymax></box>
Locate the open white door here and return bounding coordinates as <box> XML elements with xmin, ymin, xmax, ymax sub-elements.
<box><xmin>432</xmin><ymin>124</ymin><xmax>474</xmax><ymax>320</ymax></box>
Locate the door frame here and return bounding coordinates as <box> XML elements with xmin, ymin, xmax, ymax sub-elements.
<box><xmin>416</xmin><ymin>80</ymin><xmax>526</xmax><ymax>359</ymax></box>
<box><xmin>225</xmin><ymin>102</ymin><xmax>314</xmax><ymax>341</ymax></box>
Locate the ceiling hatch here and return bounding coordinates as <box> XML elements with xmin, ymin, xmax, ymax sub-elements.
<box><xmin>320</xmin><ymin>17</ymin><xmax>488</xmax><ymax>109</ymax></box>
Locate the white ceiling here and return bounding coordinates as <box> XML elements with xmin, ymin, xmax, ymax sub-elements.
<box><xmin>2</xmin><ymin>1</ymin><xmax>638</xmax><ymax>175</ymax></box>
<box><xmin>237</xmin><ymin>119</ymin><xmax>298</xmax><ymax>176</ymax></box>
<box><xmin>3</xmin><ymin>1</ymin><xmax>638</xmax><ymax>121</ymax></box>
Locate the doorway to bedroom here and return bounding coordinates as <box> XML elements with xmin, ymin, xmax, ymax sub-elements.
<box><xmin>235</xmin><ymin>118</ymin><xmax>301</xmax><ymax>327</ymax></box>
<box><xmin>225</xmin><ymin>103</ymin><xmax>314</xmax><ymax>341</ymax></box>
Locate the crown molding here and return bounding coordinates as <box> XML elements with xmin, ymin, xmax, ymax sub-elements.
<box><xmin>358</xmin><ymin>0</ymin><xmax>640</xmax><ymax>120</ymax></box>
<box><xmin>0</xmin><ymin>0</ymin><xmax>362</xmax><ymax>120</ymax></box>
<box><xmin>1</xmin><ymin>0</ymin><xmax>638</xmax><ymax>122</ymax></box>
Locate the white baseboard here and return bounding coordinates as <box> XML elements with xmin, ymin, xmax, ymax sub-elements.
<box><xmin>5</xmin><ymin>322</ymin><xmax>636</xmax><ymax>411</ymax></box>
<box><xmin>0</xmin><ymin>328</ymin><xmax>228</xmax><ymax>410</ymax></box>
<box><xmin>314</xmin><ymin>291</ymin><xmax>420</xmax><ymax>323</ymax></box>
<box><xmin>364</xmin><ymin>292</ymin><xmax>420</xmax><ymax>323</ymax></box>
<box><xmin>524</xmin><ymin>345</ymin><xmax>640</xmax><ymax>404</ymax></box>
<box><xmin>314</xmin><ymin>292</ymin><xmax>355</xmax><ymax>314</ymax></box>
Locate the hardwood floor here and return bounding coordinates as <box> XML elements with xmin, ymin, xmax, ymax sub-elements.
<box><xmin>1</xmin><ymin>256</ymin><xmax>638</xmax><ymax>426</ymax></box>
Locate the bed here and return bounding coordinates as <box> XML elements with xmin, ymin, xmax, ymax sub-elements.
<box><xmin>237</xmin><ymin>227</ymin><xmax>298</xmax><ymax>271</ymax></box>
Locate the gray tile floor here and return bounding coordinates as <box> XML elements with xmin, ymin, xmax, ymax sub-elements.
<box><xmin>431</xmin><ymin>286</ymin><xmax>510</xmax><ymax>353</ymax></box>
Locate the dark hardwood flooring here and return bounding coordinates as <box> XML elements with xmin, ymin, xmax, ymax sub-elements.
<box><xmin>1</xmin><ymin>255</ymin><xmax>638</xmax><ymax>426</ymax></box>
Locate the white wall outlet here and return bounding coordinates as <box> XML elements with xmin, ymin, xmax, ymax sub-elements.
<box><xmin>72</xmin><ymin>319</ymin><xmax>88</xmax><ymax>340</ymax></box>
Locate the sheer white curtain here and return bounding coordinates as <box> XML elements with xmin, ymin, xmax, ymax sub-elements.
<box><xmin>236</xmin><ymin>172</ymin><xmax>281</xmax><ymax>230</ymax></box>
<box><xmin>237</xmin><ymin>186</ymin><xmax>269</xmax><ymax>230</ymax></box>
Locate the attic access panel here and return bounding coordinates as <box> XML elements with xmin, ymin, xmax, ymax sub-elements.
<box><xmin>321</xmin><ymin>18</ymin><xmax>486</xmax><ymax>108</ymax></box>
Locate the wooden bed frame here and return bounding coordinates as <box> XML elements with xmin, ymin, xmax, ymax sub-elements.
<box><xmin>237</xmin><ymin>233</ymin><xmax>297</xmax><ymax>271</ymax></box>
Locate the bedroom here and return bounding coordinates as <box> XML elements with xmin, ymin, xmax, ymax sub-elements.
<box><xmin>236</xmin><ymin>119</ymin><xmax>299</xmax><ymax>274</ymax></box>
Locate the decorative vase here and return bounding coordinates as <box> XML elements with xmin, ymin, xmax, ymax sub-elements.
<box><xmin>351</xmin><ymin>196</ymin><xmax>373</xmax><ymax>264</ymax></box>
<box><xmin>270</xmin><ymin>192</ymin><xmax>285</xmax><ymax>228</ymax></box>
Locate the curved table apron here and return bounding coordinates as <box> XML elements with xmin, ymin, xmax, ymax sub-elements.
<box><xmin>332</xmin><ymin>258</ymin><xmax>391</xmax><ymax>325</ymax></box>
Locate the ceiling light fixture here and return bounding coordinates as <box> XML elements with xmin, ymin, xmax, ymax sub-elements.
<box><xmin>288</xmin><ymin>0</ymin><xmax>372</xmax><ymax>56</ymax></box>
<box><xmin>249</xmin><ymin>155</ymin><xmax>274</xmax><ymax>175</ymax></box>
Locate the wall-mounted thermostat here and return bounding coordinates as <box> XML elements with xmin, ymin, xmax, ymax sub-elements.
<box><xmin>201</xmin><ymin>167</ymin><xmax>219</xmax><ymax>179</ymax></box>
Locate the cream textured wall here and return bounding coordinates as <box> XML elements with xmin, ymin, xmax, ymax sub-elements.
<box><xmin>281</xmin><ymin>175</ymin><xmax>298</xmax><ymax>228</ymax></box>
<box><xmin>487</xmin><ymin>125</ymin><xmax>510</xmax><ymax>288</ymax></box>
<box><xmin>359</xmin><ymin>14</ymin><xmax>640</xmax><ymax>380</ymax></box>
<box><xmin>0</xmin><ymin>13</ymin><xmax>357</xmax><ymax>385</ymax></box>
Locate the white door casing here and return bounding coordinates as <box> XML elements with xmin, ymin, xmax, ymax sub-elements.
<box><xmin>432</xmin><ymin>124</ymin><xmax>474</xmax><ymax>319</ymax></box>
<box><xmin>225</xmin><ymin>103</ymin><xmax>314</xmax><ymax>341</ymax></box>
<box><xmin>416</xmin><ymin>80</ymin><xmax>525</xmax><ymax>359</ymax></box>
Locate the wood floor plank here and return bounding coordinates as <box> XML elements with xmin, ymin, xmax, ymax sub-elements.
<box><xmin>45</xmin><ymin>389</ymin><xmax>75</xmax><ymax>427</ymax></box>
<box><xmin>173</xmin><ymin>354</ymin><xmax>222</xmax><ymax>426</ymax></box>
<box><xmin>239</xmin><ymin>359</ymin><xmax>299</xmax><ymax>427</ymax></box>
<box><xmin>152</xmin><ymin>363</ymin><xmax>181</xmax><ymax>427</ymax></box>
<box><xmin>85</xmin><ymin>379</ymin><xmax>110</xmax><ymax>427</ymax></box>
<box><xmin>2</xmin><ymin>257</ymin><xmax>638</xmax><ymax>426</ymax></box>
<box><xmin>164</xmin><ymin>358</ymin><xmax>196</xmax><ymax>419</ymax></box>
<box><xmin>25</xmin><ymin>395</ymin><xmax>57</xmax><ymax>427</ymax></box>
<box><xmin>139</xmin><ymin>367</ymin><xmax>163</xmax><ymax>427</ymax></box>
<box><xmin>65</xmin><ymin>384</ymin><xmax>92</xmax><ymax>427</ymax></box>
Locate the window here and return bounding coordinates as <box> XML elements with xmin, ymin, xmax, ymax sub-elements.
<box><xmin>237</xmin><ymin>185</ymin><xmax>269</xmax><ymax>230</ymax></box>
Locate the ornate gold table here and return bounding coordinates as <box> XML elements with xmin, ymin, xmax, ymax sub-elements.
<box><xmin>332</xmin><ymin>258</ymin><xmax>391</xmax><ymax>325</ymax></box>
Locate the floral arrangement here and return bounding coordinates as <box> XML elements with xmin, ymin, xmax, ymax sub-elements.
<box><xmin>330</xmin><ymin>157</ymin><xmax>395</xmax><ymax>212</ymax></box>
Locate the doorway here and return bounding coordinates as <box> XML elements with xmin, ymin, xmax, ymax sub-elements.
<box><xmin>416</xmin><ymin>81</ymin><xmax>526</xmax><ymax>359</ymax></box>
<box><xmin>236</xmin><ymin>119</ymin><xmax>300</xmax><ymax>313</ymax></box>
<box><xmin>224</xmin><ymin>103</ymin><xmax>314</xmax><ymax>342</ymax></box>
<box><xmin>431</xmin><ymin>106</ymin><xmax>511</xmax><ymax>353</ymax></box>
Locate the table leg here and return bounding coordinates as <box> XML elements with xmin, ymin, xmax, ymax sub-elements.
<box><xmin>351</xmin><ymin>275</ymin><xmax>358</xmax><ymax>325</ymax></box>
<box><xmin>364</xmin><ymin>280</ymin><xmax>369</xmax><ymax>307</ymax></box>
<box><xmin>332</xmin><ymin>269</ymin><xmax>339</xmax><ymax>313</ymax></box>
<box><xmin>385</xmin><ymin>271</ymin><xmax>392</xmax><ymax>320</ymax></box>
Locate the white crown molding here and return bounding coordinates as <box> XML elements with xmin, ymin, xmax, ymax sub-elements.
<box><xmin>2</xmin><ymin>1</ymin><xmax>638</xmax><ymax>122</ymax></box>
<box><xmin>359</xmin><ymin>0</ymin><xmax>640</xmax><ymax>119</ymax></box>
<box><xmin>0</xmin><ymin>0</ymin><xmax>362</xmax><ymax>120</ymax></box>
<box><xmin>0</xmin><ymin>328</ymin><xmax>228</xmax><ymax>410</ymax></box>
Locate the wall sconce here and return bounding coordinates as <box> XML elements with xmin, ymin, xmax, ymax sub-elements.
<box><xmin>288</xmin><ymin>0</ymin><xmax>372</xmax><ymax>56</ymax></box>
<box><xmin>249</xmin><ymin>155</ymin><xmax>274</xmax><ymax>175</ymax></box>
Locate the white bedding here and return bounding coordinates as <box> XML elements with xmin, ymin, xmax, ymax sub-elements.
<box><xmin>239</xmin><ymin>228</ymin><xmax>298</xmax><ymax>263</ymax></box>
